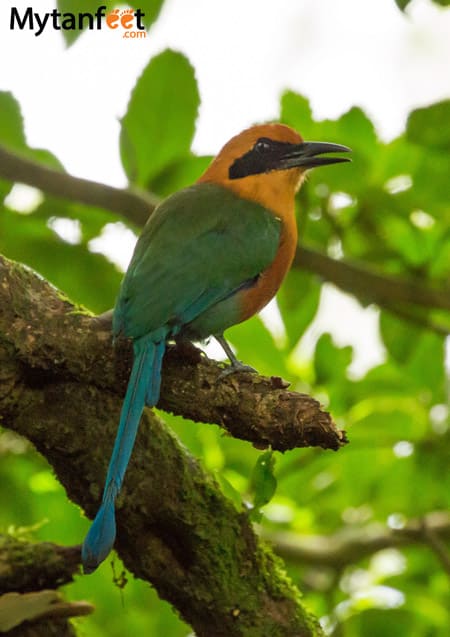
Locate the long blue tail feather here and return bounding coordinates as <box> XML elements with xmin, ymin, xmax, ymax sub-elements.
<box><xmin>146</xmin><ymin>340</ymin><xmax>165</xmax><ymax>406</ymax></box>
<box><xmin>82</xmin><ymin>336</ymin><xmax>165</xmax><ymax>573</ymax></box>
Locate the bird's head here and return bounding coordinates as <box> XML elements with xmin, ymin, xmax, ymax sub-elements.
<box><xmin>199</xmin><ymin>123</ymin><xmax>350</xmax><ymax>215</ymax></box>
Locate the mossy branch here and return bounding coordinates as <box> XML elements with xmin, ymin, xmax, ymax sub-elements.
<box><xmin>0</xmin><ymin>254</ymin><xmax>328</xmax><ymax>637</ymax></box>
<box><xmin>0</xmin><ymin>254</ymin><xmax>343</xmax><ymax>451</ymax></box>
<box><xmin>0</xmin><ymin>535</ymin><xmax>92</xmax><ymax>636</ymax></box>
<box><xmin>0</xmin><ymin>536</ymin><xmax>80</xmax><ymax>594</ymax></box>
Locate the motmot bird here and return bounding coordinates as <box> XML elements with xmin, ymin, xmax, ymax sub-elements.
<box><xmin>81</xmin><ymin>123</ymin><xmax>350</xmax><ymax>573</ymax></box>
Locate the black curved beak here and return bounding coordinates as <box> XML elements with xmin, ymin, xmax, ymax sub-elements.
<box><xmin>228</xmin><ymin>139</ymin><xmax>351</xmax><ymax>180</ymax></box>
<box><xmin>277</xmin><ymin>141</ymin><xmax>351</xmax><ymax>169</ymax></box>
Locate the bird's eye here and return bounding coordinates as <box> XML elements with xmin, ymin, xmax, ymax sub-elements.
<box><xmin>254</xmin><ymin>139</ymin><xmax>272</xmax><ymax>153</ymax></box>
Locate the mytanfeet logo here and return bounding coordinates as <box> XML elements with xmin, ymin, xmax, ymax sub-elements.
<box><xmin>10</xmin><ymin>5</ymin><xmax>147</xmax><ymax>39</ymax></box>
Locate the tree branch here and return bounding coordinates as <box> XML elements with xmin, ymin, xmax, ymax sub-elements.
<box><xmin>0</xmin><ymin>254</ymin><xmax>333</xmax><ymax>637</ymax></box>
<box><xmin>419</xmin><ymin>516</ymin><xmax>450</xmax><ymax>578</ymax></box>
<box><xmin>295</xmin><ymin>246</ymin><xmax>450</xmax><ymax>313</ymax></box>
<box><xmin>0</xmin><ymin>535</ymin><xmax>92</xmax><ymax>636</ymax></box>
<box><xmin>0</xmin><ymin>536</ymin><xmax>80</xmax><ymax>594</ymax></box>
<box><xmin>265</xmin><ymin>511</ymin><xmax>450</xmax><ymax>569</ymax></box>
<box><xmin>0</xmin><ymin>254</ymin><xmax>343</xmax><ymax>452</ymax></box>
<box><xmin>0</xmin><ymin>145</ymin><xmax>153</xmax><ymax>227</ymax></box>
<box><xmin>1</xmin><ymin>144</ymin><xmax>449</xmax><ymax>315</ymax></box>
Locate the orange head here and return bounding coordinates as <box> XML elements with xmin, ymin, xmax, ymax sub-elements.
<box><xmin>198</xmin><ymin>123</ymin><xmax>350</xmax><ymax>217</ymax></box>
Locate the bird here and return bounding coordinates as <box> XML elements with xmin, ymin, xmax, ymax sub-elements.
<box><xmin>81</xmin><ymin>123</ymin><xmax>350</xmax><ymax>573</ymax></box>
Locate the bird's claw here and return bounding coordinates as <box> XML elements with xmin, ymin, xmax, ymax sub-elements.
<box><xmin>218</xmin><ymin>360</ymin><xmax>258</xmax><ymax>379</ymax></box>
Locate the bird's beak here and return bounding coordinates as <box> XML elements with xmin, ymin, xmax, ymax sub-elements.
<box><xmin>277</xmin><ymin>141</ymin><xmax>351</xmax><ymax>169</ymax></box>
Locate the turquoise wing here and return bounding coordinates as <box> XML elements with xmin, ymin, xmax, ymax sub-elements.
<box><xmin>113</xmin><ymin>182</ymin><xmax>281</xmax><ymax>340</ymax></box>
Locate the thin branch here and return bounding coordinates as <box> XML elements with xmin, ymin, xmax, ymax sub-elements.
<box><xmin>1</xmin><ymin>144</ymin><xmax>449</xmax><ymax>316</ymax></box>
<box><xmin>0</xmin><ymin>145</ymin><xmax>154</xmax><ymax>227</ymax></box>
<box><xmin>264</xmin><ymin>511</ymin><xmax>450</xmax><ymax>569</ymax></box>
<box><xmin>419</xmin><ymin>518</ymin><xmax>450</xmax><ymax>578</ymax></box>
<box><xmin>295</xmin><ymin>246</ymin><xmax>450</xmax><ymax>313</ymax></box>
<box><xmin>377</xmin><ymin>302</ymin><xmax>450</xmax><ymax>336</ymax></box>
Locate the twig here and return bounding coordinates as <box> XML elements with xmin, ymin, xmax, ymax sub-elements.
<box><xmin>264</xmin><ymin>511</ymin><xmax>450</xmax><ymax>569</ymax></box>
<box><xmin>0</xmin><ymin>145</ymin><xmax>154</xmax><ymax>226</ymax></box>
<box><xmin>296</xmin><ymin>246</ymin><xmax>450</xmax><ymax>313</ymax></box>
<box><xmin>419</xmin><ymin>517</ymin><xmax>450</xmax><ymax>578</ymax></box>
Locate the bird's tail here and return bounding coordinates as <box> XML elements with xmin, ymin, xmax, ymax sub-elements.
<box><xmin>81</xmin><ymin>336</ymin><xmax>165</xmax><ymax>573</ymax></box>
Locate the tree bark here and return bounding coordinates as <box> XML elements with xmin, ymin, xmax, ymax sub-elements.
<box><xmin>0</xmin><ymin>536</ymin><xmax>79</xmax><ymax>594</ymax></box>
<box><xmin>0</xmin><ymin>254</ymin><xmax>336</xmax><ymax>636</ymax></box>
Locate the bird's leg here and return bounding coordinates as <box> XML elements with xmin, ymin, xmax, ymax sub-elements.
<box><xmin>215</xmin><ymin>334</ymin><xmax>257</xmax><ymax>376</ymax></box>
<box><xmin>93</xmin><ymin>308</ymin><xmax>114</xmax><ymax>329</ymax></box>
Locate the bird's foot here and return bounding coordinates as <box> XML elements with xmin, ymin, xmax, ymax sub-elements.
<box><xmin>214</xmin><ymin>334</ymin><xmax>258</xmax><ymax>379</ymax></box>
<box><xmin>219</xmin><ymin>359</ymin><xmax>258</xmax><ymax>379</ymax></box>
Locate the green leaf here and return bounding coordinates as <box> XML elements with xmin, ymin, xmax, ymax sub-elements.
<box><xmin>0</xmin><ymin>91</ymin><xmax>26</xmax><ymax>150</ymax></box>
<box><xmin>214</xmin><ymin>473</ymin><xmax>243</xmax><ymax>512</ymax></box>
<box><xmin>57</xmin><ymin>1</ymin><xmax>165</xmax><ymax>46</ymax></box>
<box><xmin>0</xmin><ymin>91</ymin><xmax>64</xmax><ymax>179</ymax></box>
<box><xmin>249</xmin><ymin>451</ymin><xmax>277</xmax><ymax>520</ymax></box>
<box><xmin>317</xmin><ymin>107</ymin><xmax>378</xmax><ymax>195</ymax></box>
<box><xmin>120</xmin><ymin>50</ymin><xmax>200</xmax><ymax>186</ymax></box>
<box><xmin>407</xmin><ymin>100</ymin><xmax>450</xmax><ymax>152</ymax></box>
<box><xmin>382</xmin><ymin>215</ymin><xmax>436</xmax><ymax>267</ymax></box>
<box><xmin>346</xmin><ymin>608</ymin><xmax>428</xmax><ymax>637</ymax></box>
<box><xmin>379</xmin><ymin>311</ymin><xmax>422</xmax><ymax>364</ymax></box>
<box><xmin>395</xmin><ymin>0</ymin><xmax>412</xmax><ymax>10</ymax></box>
<box><xmin>406</xmin><ymin>331</ymin><xmax>445</xmax><ymax>395</ymax></box>
<box><xmin>282</xmin><ymin>95</ymin><xmax>375</xmax><ymax>197</ymax></box>
<box><xmin>57</xmin><ymin>0</ymin><xmax>105</xmax><ymax>46</ymax></box>
<box><xmin>280</xmin><ymin>91</ymin><xmax>314</xmax><ymax>131</ymax></box>
<box><xmin>0</xmin><ymin>93</ymin><xmax>62</xmax><ymax>203</ymax></box>
<box><xmin>353</xmin><ymin>362</ymin><xmax>413</xmax><ymax>400</ymax></box>
<box><xmin>0</xmin><ymin>91</ymin><xmax>26</xmax><ymax>200</ymax></box>
<box><xmin>334</xmin><ymin>107</ymin><xmax>378</xmax><ymax>155</ymax></box>
<box><xmin>378</xmin><ymin>313</ymin><xmax>445</xmax><ymax>396</ymax></box>
<box><xmin>348</xmin><ymin>404</ymin><xmax>427</xmax><ymax>445</ymax></box>
<box><xmin>277</xmin><ymin>269</ymin><xmax>321</xmax><ymax>349</ymax></box>
<box><xmin>149</xmin><ymin>155</ymin><xmax>212</xmax><ymax>197</ymax></box>
<box><xmin>281</xmin><ymin>93</ymin><xmax>378</xmax><ymax>158</ymax></box>
<box><xmin>429</xmin><ymin>237</ymin><xmax>450</xmax><ymax>279</ymax></box>
<box><xmin>128</xmin><ymin>0</ymin><xmax>166</xmax><ymax>30</ymax></box>
<box><xmin>140</xmin><ymin>0</ymin><xmax>164</xmax><ymax>29</ymax></box>
<box><xmin>314</xmin><ymin>333</ymin><xmax>352</xmax><ymax>385</ymax></box>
